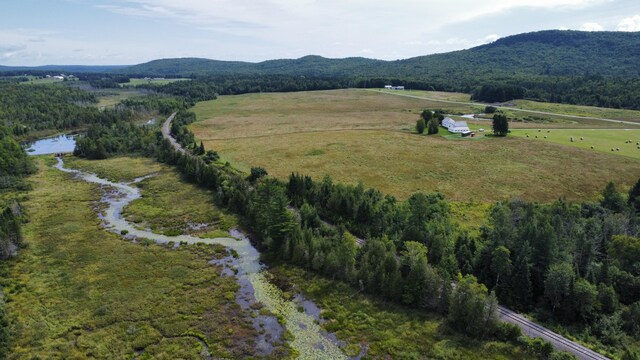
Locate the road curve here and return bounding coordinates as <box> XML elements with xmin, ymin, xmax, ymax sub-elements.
<box><xmin>161</xmin><ymin>112</ymin><xmax>184</xmax><ymax>154</ymax></box>
<box><xmin>498</xmin><ymin>306</ymin><xmax>608</xmax><ymax>360</ymax></box>
<box><xmin>160</xmin><ymin>112</ymin><xmax>609</xmax><ymax>360</ymax></box>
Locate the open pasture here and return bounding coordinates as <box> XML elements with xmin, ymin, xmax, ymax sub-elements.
<box><xmin>192</xmin><ymin>90</ymin><xmax>640</xmax><ymax>204</ymax></box>
<box><xmin>191</xmin><ymin>89</ymin><xmax>476</xmax><ymax>140</ymax></box>
<box><xmin>511</xmin><ymin>128</ymin><xmax>640</xmax><ymax>160</ymax></box>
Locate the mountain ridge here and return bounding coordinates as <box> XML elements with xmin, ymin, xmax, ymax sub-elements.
<box><xmin>116</xmin><ymin>30</ymin><xmax>640</xmax><ymax>78</ymax></box>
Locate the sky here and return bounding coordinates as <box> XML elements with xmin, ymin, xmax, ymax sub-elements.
<box><xmin>1</xmin><ymin>0</ymin><xmax>640</xmax><ymax>66</ymax></box>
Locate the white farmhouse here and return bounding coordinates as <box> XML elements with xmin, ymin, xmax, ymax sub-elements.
<box><xmin>441</xmin><ymin>117</ymin><xmax>470</xmax><ymax>133</ymax></box>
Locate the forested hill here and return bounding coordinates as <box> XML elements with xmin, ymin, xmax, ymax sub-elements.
<box><xmin>119</xmin><ymin>30</ymin><xmax>640</xmax><ymax>78</ymax></box>
<box><xmin>119</xmin><ymin>56</ymin><xmax>385</xmax><ymax>77</ymax></box>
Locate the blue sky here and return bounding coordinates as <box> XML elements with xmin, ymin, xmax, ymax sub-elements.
<box><xmin>1</xmin><ymin>0</ymin><xmax>640</xmax><ymax>66</ymax></box>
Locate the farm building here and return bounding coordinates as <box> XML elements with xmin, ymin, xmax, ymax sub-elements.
<box><xmin>384</xmin><ymin>85</ymin><xmax>405</xmax><ymax>90</ymax></box>
<box><xmin>442</xmin><ymin>117</ymin><xmax>471</xmax><ymax>133</ymax></box>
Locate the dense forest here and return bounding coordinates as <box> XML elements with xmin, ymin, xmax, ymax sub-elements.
<box><xmin>0</xmin><ymin>126</ymin><xmax>35</xmax><ymax>190</ymax></box>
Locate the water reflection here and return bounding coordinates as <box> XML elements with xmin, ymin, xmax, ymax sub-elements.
<box><xmin>24</xmin><ymin>134</ymin><xmax>76</xmax><ymax>155</ymax></box>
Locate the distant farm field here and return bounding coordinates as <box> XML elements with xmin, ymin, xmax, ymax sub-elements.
<box><xmin>511</xmin><ymin>128</ymin><xmax>640</xmax><ymax>160</ymax></box>
<box><xmin>122</xmin><ymin>78</ymin><xmax>190</xmax><ymax>86</ymax></box>
<box><xmin>377</xmin><ymin>89</ymin><xmax>640</xmax><ymax>128</ymax></box>
<box><xmin>191</xmin><ymin>89</ymin><xmax>640</xmax><ymax>203</ymax></box>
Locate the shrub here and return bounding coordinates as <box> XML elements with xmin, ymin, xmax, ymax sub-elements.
<box><xmin>549</xmin><ymin>351</ymin><xmax>578</xmax><ymax>360</ymax></box>
<box><xmin>416</xmin><ymin>119</ymin><xmax>426</xmax><ymax>134</ymax></box>
<box><xmin>494</xmin><ymin>322</ymin><xmax>522</xmax><ymax>343</ymax></box>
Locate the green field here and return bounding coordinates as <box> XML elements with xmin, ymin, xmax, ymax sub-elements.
<box><xmin>121</xmin><ymin>78</ymin><xmax>190</xmax><ymax>87</ymax></box>
<box><xmin>511</xmin><ymin>128</ymin><xmax>640</xmax><ymax>160</ymax></box>
<box><xmin>95</xmin><ymin>88</ymin><xmax>147</xmax><ymax>108</ymax></box>
<box><xmin>2</xmin><ymin>157</ymin><xmax>264</xmax><ymax>358</ymax></box>
<box><xmin>191</xmin><ymin>90</ymin><xmax>640</xmax><ymax>205</ymax></box>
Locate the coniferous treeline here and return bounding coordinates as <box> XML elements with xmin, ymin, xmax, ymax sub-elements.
<box><xmin>0</xmin><ymin>126</ymin><xmax>35</xmax><ymax>190</ymax></box>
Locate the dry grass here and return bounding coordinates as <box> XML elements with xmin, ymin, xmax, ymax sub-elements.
<box><xmin>192</xmin><ymin>89</ymin><xmax>640</xmax><ymax>205</ymax></box>
<box><xmin>191</xmin><ymin>89</ymin><xmax>477</xmax><ymax>141</ymax></box>
<box><xmin>202</xmin><ymin>129</ymin><xmax>640</xmax><ymax>202</ymax></box>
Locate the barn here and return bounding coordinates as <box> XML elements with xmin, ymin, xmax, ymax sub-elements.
<box><xmin>442</xmin><ymin>117</ymin><xmax>470</xmax><ymax>133</ymax></box>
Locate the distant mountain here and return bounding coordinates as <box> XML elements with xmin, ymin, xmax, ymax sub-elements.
<box><xmin>119</xmin><ymin>30</ymin><xmax>640</xmax><ymax>79</ymax></box>
<box><xmin>119</xmin><ymin>55</ymin><xmax>385</xmax><ymax>77</ymax></box>
<box><xmin>0</xmin><ymin>65</ymin><xmax>127</xmax><ymax>73</ymax></box>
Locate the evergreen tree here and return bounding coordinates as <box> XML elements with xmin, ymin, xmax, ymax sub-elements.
<box><xmin>628</xmin><ymin>178</ymin><xmax>640</xmax><ymax>214</ymax></box>
<box><xmin>492</xmin><ymin>114</ymin><xmax>509</xmax><ymax>136</ymax></box>
<box><xmin>427</xmin><ymin>118</ymin><xmax>439</xmax><ymax>135</ymax></box>
<box><xmin>602</xmin><ymin>182</ymin><xmax>627</xmax><ymax>213</ymax></box>
<box><xmin>421</xmin><ymin>110</ymin><xmax>433</xmax><ymax>122</ymax></box>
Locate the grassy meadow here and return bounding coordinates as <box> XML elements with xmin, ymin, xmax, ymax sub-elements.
<box><xmin>191</xmin><ymin>89</ymin><xmax>479</xmax><ymax>140</ymax></box>
<box><xmin>191</xmin><ymin>90</ymin><xmax>640</xmax><ymax>206</ymax></box>
<box><xmin>511</xmin><ymin>128</ymin><xmax>640</xmax><ymax>160</ymax></box>
<box><xmin>269</xmin><ymin>265</ymin><xmax>535</xmax><ymax>359</ymax></box>
<box><xmin>2</xmin><ymin>157</ymin><xmax>264</xmax><ymax>358</ymax></box>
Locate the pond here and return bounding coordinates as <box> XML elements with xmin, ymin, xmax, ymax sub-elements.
<box><xmin>24</xmin><ymin>134</ymin><xmax>77</xmax><ymax>155</ymax></box>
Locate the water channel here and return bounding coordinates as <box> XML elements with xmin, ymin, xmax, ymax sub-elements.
<box><xmin>53</xmin><ymin>157</ymin><xmax>347</xmax><ymax>359</ymax></box>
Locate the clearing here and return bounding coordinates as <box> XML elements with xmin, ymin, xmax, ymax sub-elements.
<box><xmin>191</xmin><ymin>89</ymin><xmax>640</xmax><ymax>204</ymax></box>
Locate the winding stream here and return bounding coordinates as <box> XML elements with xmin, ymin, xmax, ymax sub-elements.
<box><xmin>54</xmin><ymin>158</ymin><xmax>346</xmax><ymax>359</ymax></box>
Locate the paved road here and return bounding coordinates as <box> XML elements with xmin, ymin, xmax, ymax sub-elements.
<box><xmin>160</xmin><ymin>111</ymin><xmax>609</xmax><ymax>360</ymax></box>
<box><xmin>367</xmin><ymin>89</ymin><xmax>640</xmax><ymax>127</ymax></box>
<box><xmin>498</xmin><ymin>306</ymin><xmax>609</xmax><ymax>360</ymax></box>
<box><xmin>161</xmin><ymin>112</ymin><xmax>184</xmax><ymax>154</ymax></box>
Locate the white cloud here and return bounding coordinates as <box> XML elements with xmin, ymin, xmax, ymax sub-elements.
<box><xmin>483</xmin><ymin>34</ymin><xmax>500</xmax><ymax>44</ymax></box>
<box><xmin>617</xmin><ymin>14</ymin><xmax>640</xmax><ymax>31</ymax></box>
<box><xmin>580</xmin><ymin>22</ymin><xmax>604</xmax><ymax>31</ymax></box>
<box><xmin>0</xmin><ymin>0</ymin><xmax>628</xmax><ymax>65</ymax></box>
